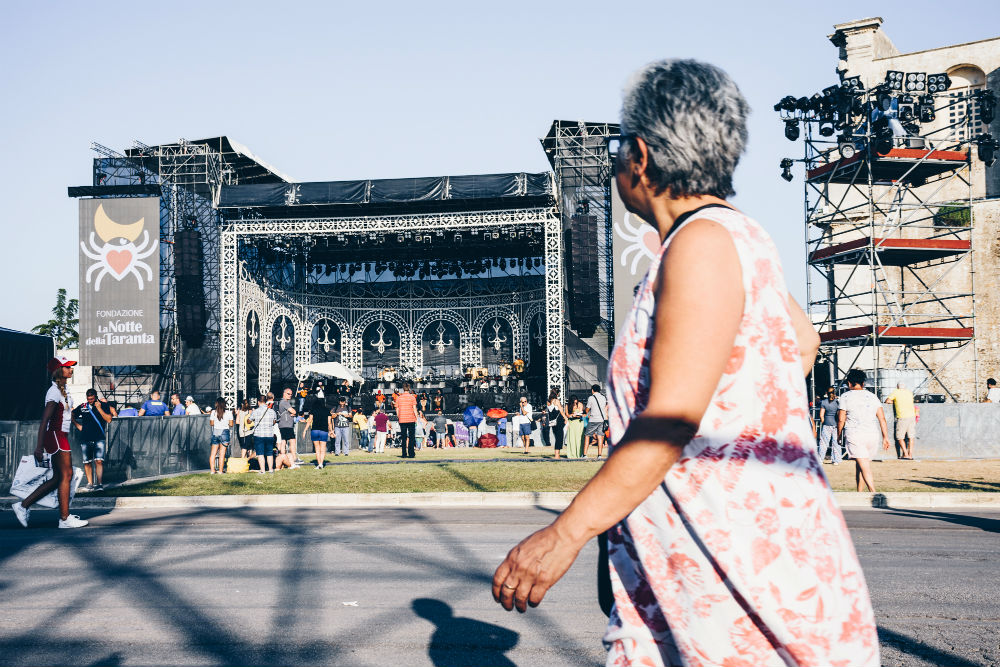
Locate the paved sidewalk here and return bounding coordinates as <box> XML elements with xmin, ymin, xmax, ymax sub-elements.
<box><xmin>5</xmin><ymin>489</ymin><xmax>1000</xmax><ymax>511</ymax></box>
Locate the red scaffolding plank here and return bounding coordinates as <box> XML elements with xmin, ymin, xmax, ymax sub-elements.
<box><xmin>820</xmin><ymin>326</ymin><xmax>974</xmax><ymax>346</ymax></box>
<box><xmin>806</xmin><ymin>148</ymin><xmax>968</xmax><ymax>184</ymax></box>
<box><xmin>809</xmin><ymin>237</ymin><xmax>971</xmax><ymax>265</ymax></box>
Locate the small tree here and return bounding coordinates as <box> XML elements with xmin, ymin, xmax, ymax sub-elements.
<box><xmin>32</xmin><ymin>288</ymin><xmax>79</xmax><ymax>349</ymax></box>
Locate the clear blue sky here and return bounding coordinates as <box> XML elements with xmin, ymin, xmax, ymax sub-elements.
<box><xmin>1</xmin><ymin>1</ymin><xmax>997</xmax><ymax>333</ymax></box>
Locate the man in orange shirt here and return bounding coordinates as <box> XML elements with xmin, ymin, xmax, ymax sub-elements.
<box><xmin>395</xmin><ymin>383</ymin><xmax>418</xmax><ymax>458</ymax></box>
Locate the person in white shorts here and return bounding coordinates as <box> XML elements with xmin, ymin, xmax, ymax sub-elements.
<box><xmin>837</xmin><ymin>369</ymin><xmax>891</xmax><ymax>492</ymax></box>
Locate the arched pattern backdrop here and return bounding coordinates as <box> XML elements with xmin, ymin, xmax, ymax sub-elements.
<box><xmin>360</xmin><ymin>319</ymin><xmax>402</xmax><ymax>379</ymax></box>
<box><xmin>412</xmin><ymin>309</ymin><xmax>472</xmax><ymax>374</ymax></box>
<box><xmin>270</xmin><ymin>315</ymin><xmax>296</xmax><ymax>392</ymax></box>
<box><xmin>245</xmin><ymin>311</ymin><xmax>261</xmax><ymax>400</ymax></box>
<box><xmin>222</xmin><ymin>208</ymin><xmax>565</xmax><ymax>406</ymax></box>
<box><xmin>420</xmin><ymin>319</ymin><xmax>462</xmax><ymax>376</ymax></box>
<box><xmin>310</xmin><ymin>318</ymin><xmax>342</xmax><ymax>364</ymax></box>
<box><xmin>527</xmin><ymin>312</ymin><xmax>546</xmax><ymax>376</ymax></box>
<box><xmin>480</xmin><ymin>316</ymin><xmax>515</xmax><ymax>369</ymax></box>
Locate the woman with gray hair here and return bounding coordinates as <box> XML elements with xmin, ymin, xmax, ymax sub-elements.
<box><xmin>493</xmin><ymin>60</ymin><xmax>878</xmax><ymax>666</ymax></box>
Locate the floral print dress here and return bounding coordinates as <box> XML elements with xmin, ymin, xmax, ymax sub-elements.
<box><xmin>604</xmin><ymin>207</ymin><xmax>878</xmax><ymax>667</ymax></box>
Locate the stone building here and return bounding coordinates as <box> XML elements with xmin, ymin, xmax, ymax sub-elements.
<box><xmin>813</xmin><ymin>18</ymin><xmax>999</xmax><ymax>401</ymax></box>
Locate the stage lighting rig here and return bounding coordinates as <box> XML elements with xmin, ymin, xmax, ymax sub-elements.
<box><xmin>840</xmin><ymin>75</ymin><xmax>864</xmax><ymax>93</ymax></box>
<box><xmin>976</xmin><ymin>134</ymin><xmax>998</xmax><ymax>167</ymax></box>
<box><xmin>904</xmin><ymin>72</ymin><xmax>927</xmax><ymax>93</ymax></box>
<box><xmin>872</xmin><ymin>116</ymin><xmax>894</xmax><ymax>155</ymax></box>
<box><xmin>838</xmin><ymin>133</ymin><xmax>858</xmax><ymax>159</ymax></box>
<box><xmin>876</xmin><ymin>88</ymin><xmax>895</xmax><ymax>112</ymax></box>
<box><xmin>885</xmin><ymin>70</ymin><xmax>904</xmax><ymax>91</ymax></box>
<box><xmin>779</xmin><ymin>158</ymin><xmax>794</xmax><ymax>182</ymax></box>
<box><xmin>919</xmin><ymin>96</ymin><xmax>936</xmax><ymax>123</ymax></box>
<box><xmin>819</xmin><ymin>121</ymin><xmax>835</xmax><ymax>137</ymax></box>
<box><xmin>927</xmin><ymin>73</ymin><xmax>952</xmax><ymax>93</ymax></box>
<box><xmin>784</xmin><ymin>119</ymin><xmax>800</xmax><ymax>141</ymax></box>
<box><xmin>773</xmin><ymin>96</ymin><xmax>798</xmax><ymax>114</ymax></box>
<box><xmin>974</xmin><ymin>89</ymin><xmax>996</xmax><ymax>124</ymax></box>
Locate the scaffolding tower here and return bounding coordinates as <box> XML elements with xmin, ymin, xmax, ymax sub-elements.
<box><xmin>541</xmin><ymin>121</ymin><xmax>619</xmax><ymax>350</ymax></box>
<box><xmin>79</xmin><ymin>138</ymin><xmax>281</xmax><ymax>406</ymax></box>
<box><xmin>798</xmin><ymin>86</ymin><xmax>986</xmax><ymax>401</ymax></box>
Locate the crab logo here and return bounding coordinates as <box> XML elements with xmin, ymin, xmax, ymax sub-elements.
<box><xmin>81</xmin><ymin>203</ymin><xmax>157</xmax><ymax>291</ymax></box>
<box><xmin>614</xmin><ymin>210</ymin><xmax>660</xmax><ymax>276</ymax></box>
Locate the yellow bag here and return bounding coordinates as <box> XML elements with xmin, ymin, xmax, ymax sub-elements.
<box><xmin>226</xmin><ymin>457</ymin><xmax>250</xmax><ymax>474</ymax></box>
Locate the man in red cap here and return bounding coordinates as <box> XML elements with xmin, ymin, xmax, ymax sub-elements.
<box><xmin>12</xmin><ymin>356</ymin><xmax>89</xmax><ymax>529</ymax></box>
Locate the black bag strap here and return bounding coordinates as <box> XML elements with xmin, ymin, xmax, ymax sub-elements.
<box><xmin>88</xmin><ymin>404</ymin><xmax>107</xmax><ymax>436</ymax></box>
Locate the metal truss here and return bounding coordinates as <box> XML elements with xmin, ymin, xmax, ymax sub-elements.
<box><xmin>221</xmin><ymin>207</ymin><xmax>564</xmax><ymax>404</ymax></box>
<box><xmin>801</xmin><ymin>87</ymin><xmax>980</xmax><ymax>400</ymax></box>
<box><xmin>542</xmin><ymin>121</ymin><xmax>619</xmax><ymax>350</ymax></box>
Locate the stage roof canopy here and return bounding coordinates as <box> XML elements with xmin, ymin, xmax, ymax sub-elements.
<box><xmin>218</xmin><ymin>172</ymin><xmax>555</xmax><ymax>216</ymax></box>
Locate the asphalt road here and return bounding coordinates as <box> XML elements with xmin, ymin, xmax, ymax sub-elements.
<box><xmin>0</xmin><ymin>506</ymin><xmax>997</xmax><ymax>667</ymax></box>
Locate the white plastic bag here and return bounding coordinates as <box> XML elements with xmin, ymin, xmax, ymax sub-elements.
<box><xmin>9</xmin><ymin>456</ymin><xmax>83</xmax><ymax>509</ymax></box>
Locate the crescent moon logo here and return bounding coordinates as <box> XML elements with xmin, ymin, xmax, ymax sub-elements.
<box><xmin>94</xmin><ymin>203</ymin><xmax>144</xmax><ymax>243</ymax></box>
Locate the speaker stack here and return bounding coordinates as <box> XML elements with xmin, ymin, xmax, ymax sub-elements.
<box><xmin>173</xmin><ymin>228</ymin><xmax>207</xmax><ymax>348</ymax></box>
<box><xmin>564</xmin><ymin>211</ymin><xmax>600</xmax><ymax>338</ymax></box>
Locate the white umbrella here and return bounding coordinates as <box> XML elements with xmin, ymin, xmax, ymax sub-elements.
<box><xmin>301</xmin><ymin>362</ymin><xmax>364</xmax><ymax>385</ymax></box>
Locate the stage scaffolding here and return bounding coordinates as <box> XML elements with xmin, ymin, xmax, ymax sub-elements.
<box><xmin>542</xmin><ymin>121</ymin><xmax>619</xmax><ymax>350</ymax></box>
<box><xmin>74</xmin><ymin>138</ymin><xmax>287</xmax><ymax>406</ymax></box>
<box><xmin>799</xmin><ymin>88</ymin><xmax>983</xmax><ymax>401</ymax></box>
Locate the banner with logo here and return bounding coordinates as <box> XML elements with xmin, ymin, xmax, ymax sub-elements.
<box><xmin>79</xmin><ymin>198</ymin><xmax>160</xmax><ymax>366</ymax></box>
<box><xmin>611</xmin><ymin>182</ymin><xmax>658</xmax><ymax>337</ymax></box>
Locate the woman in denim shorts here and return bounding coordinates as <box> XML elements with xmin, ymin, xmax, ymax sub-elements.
<box><xmin>209</xmin><ymin>397</ymin><xmax>234</xmax><ymax>474</ymax></box>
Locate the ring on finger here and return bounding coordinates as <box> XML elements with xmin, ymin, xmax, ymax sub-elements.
<box><xmin>503</xmin><ymin>583</ymin><xmax>517</xmax><ymax>590</ymax></box>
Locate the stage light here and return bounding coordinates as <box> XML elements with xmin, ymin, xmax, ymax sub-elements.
<box><xmin>840</xmin><ymin>75</ymin><xmax>864</xmax><ymax>92</ymax></box>
<box><xmin>885</xmin><ymin>70</ymin><xmax>904</xmax><ymax>91</ymax></box>
<box><xmin>877</xmin><ymin>90</ymin><xmax>894</xmax><ymax>112</ymax></box>
<box><xmin>779</xmin><ymin>158</ymin><xmax>794</xmax><ymax>182</ymax></box>
<box><xmin>976</xmin><ymin>90</ymin><xmax>996</xmax><ymax>124</ymax></box>
<box><xmin>904</xmin><ymin>72</ymin><xmax>927</xmax><ymax>93</ymax></box>
<box><xmin>976</xmin><ymin>134</ymin><xmax>998</xmax><ymax>167</ymax></box>
<box><xmin>872</xmin><ymin>117</ymin><xmax>894</xmax><ymax>155</ymax></box>
<box><xmin>920</xmin><ymin>100</ymin><xmax>935</xmax><ymax>123</ymax></box>
<box><xmin>838</xmin><ymin>134</ymin><xmax>857</xmax><ymax>159</ymax></box>
<box><xmin>898</xmin><ymin>105</ymin><xmax>915</xmax><ymax>123</ymax></box>
<box><xmin>397</xmin><ymin>234</ymin><xmax>404</xmax><ymax>242</ymax></box>
<box><xmin>499</xmin><ymin>258</ymin><xmax>506</xmax><ymax>270</ymax></box>
<box><xmin>773</xmin><ymin>95</ymin><xmax>798</xmax><ymax>112</ymax></box>
<box><xmin>927</xmin><ymin>73</ymin><xmax>952</xmax><ymax>93</ymax></box>
<box><xmin>819</xmin><ymin>121</ymin><xmax>835</xmax><ymax>137</ymax></box>
<box><xmin>784</xmin><ymin>119</ymin><xmax>800</xmax><ymax>141</ymax></box>
<box><xmin>453</xmin><ymin>233</ymin><xmax>462</xmax><ymax>242</ymax></box>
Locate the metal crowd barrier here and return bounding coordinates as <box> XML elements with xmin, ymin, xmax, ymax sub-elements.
<box><xmin>0</xmin><ymin>415</ymin><xmax>211</xmax><ymax>487</ymax></box>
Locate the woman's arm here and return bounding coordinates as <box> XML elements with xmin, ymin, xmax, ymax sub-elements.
<box><xmin>493</xmin><ymin>218</ymin><xmax>744</xmax><ymax>612</ymax></box>
<box><xmin>35</xmin><ymin>403</ymin><xmax>56</xmax><ymax>460</ymax></box>
<box><xmin>876</xmin><ymin>407</ymin><xmax>891</xmax><ymax>450</ymax></box>
<box><xmin>837</xmin><ymin>408</ymin><xmax>846</xmax><ymax>441</ymax></box>
<box><xmin>786</xmin><ymin>293</ymin><xmax>819</xmax><ymax>377</ymax></box>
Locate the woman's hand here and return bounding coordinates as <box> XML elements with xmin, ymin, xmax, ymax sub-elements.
<box><xmin>883</xmin><ymin>436</ymin><xmax>891</xmax><ymax>451</ymax></box>
<box><xmin>492</xmin><ymin>524</ymin><xmax>585</xmax><ymax>613</ymax></box>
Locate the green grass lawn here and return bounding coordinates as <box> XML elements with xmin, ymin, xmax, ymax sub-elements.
<box><xmin>95</xmin><ymin>456</ymin><xmax>605</xmax><ymax>496</ymax></box>
<box><xmin>84</xmin><ymin>448</ymin><xmax>1000</xmax><ymax>497</ymax></box>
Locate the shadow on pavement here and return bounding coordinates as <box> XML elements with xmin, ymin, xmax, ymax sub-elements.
<box><xmin>413</xmin><ymin>598</ymin><xmax>519</xmax><ymax>667</ymax></box>
<box><xmin>0</xmin><ymin>505</ymin><xmax>594</xmax><ymax>666</ymax></box>
<box><xmin>902</xmin><ymin>476</ymin><xmax>1000</xmax><ymax>492</ymax></box>
<box><xmin>879</xmin><ymin>505</ymin><xmax>1000</xmax><ymax>533</ymax></box>
<box><xmin>878</xmin><ymin>626</ymin><xmax>986</xmax><ymax>667</ymax></box>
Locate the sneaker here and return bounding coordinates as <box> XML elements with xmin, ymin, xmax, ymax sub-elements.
<box><xmin>58</xmin><ymin>515</ymin><xmax>89</xmax><ymax>529</ymax></box>
<box><xmin>84</xmin><ymin>483</ymin><xmax>94</xmax><ymax>491</ymax></box>
<box><xmin>294</xmin><ymin>459</ymin><xmax>305</xmax><ymax>465</ymax></box>
<box><xmin>832</xmin><ymin>462</ymin><xmax>840</xmax><ymax>466</ymax></box>
<box><xmin>94</xmin><ymin>483</ymin><xmax>104</xmax><ymax>491</ymax></box>
<box><xmin>12</xmin><ymin>502</ymin><xmax>29</xmax><ymax>528</ymax></box>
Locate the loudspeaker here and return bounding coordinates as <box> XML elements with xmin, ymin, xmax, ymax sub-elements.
<box><xmin>174</xmin><ymin>229</ymin><xmax>207</xmax><ymax>348</ymax></box>
<box><xmin>564</xmin><ymin>212</ymin><xmax>600</xmax><ymax>338</ymax></box>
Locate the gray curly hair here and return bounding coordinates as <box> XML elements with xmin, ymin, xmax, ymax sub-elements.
<box><xmin>620</xmin><ymin>59</ymin><xmax>750</xmax><ymax>199</ymax></box>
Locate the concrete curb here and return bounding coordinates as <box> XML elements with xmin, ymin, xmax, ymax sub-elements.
<box><xmin>4</xmin><ymin>491</ymin><xmax>999</xmax><ymax>511</ymax></box>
